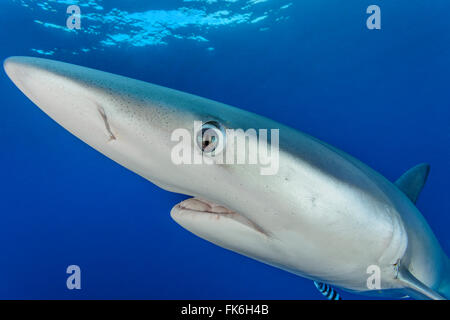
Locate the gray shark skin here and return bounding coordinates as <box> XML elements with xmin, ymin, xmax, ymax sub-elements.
<box><xmin>4</xmin><ymin>56</ymin><xmax>449</xmax><ymax>299</ymax></box>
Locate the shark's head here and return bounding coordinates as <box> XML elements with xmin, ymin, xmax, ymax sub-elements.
<box><xmin>4</xmin><ymin>56</ymin><xmax>410</xmax><ymax>291</ymax></box>
<box><xmin>3</xmin><ymin>56</ymin><xmax>288</xmax><ymax>262</ymax></box>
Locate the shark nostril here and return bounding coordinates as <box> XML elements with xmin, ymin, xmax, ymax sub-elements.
<box><xmin>97</xmin><ymin>105</ymin><xmax>116</xmax><ymax>141</ymax></box>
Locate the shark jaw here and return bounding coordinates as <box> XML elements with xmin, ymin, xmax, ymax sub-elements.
<box><xmin>171</xmin><ymin>198</ymin><xmax>270</xmax><ymax>237</ymax></box>
<box><xmin>170</xmin><ymin>197</ymin><xmax>279</xmax><ymax>272</ymax></box>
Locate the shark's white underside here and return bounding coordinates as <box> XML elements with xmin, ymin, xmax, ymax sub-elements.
<box><xmin>4</xmin><ymin>56</ymin><xmax>449</xmax><ymax>299</ymax></box>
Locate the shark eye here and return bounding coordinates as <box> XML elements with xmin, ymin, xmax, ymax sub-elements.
<box><xmin>196</xmin><ymin>121</ymin><xmax>225</xmax><ymax>154</ymax></box>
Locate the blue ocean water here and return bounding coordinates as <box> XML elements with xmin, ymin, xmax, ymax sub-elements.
<box><xmin>0</xmin><ymin>0</ymin><xmax>449</xmax><ymax>299</ymax></box>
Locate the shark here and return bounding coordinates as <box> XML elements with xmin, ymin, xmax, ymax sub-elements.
<box><xmin>3</xmin><ymin>56</ymin><xmax>449</xmax><ymax>300</ymax></box>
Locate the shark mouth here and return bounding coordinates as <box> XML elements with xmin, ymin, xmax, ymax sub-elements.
<box><xmin>173</xmin><ymin>198</ymin><xmax>268</xmax><ymax>236</ymax></box>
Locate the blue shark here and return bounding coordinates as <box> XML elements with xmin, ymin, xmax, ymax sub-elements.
<box><xmin>3</xmin><ymin>56</ymin><xmax>449</xmax><ymax>299</ymax></box>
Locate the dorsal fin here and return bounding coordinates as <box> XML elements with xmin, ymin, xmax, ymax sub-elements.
<box><xmin>395</xmin><ymin>163</ymin><xmax>430</xmax><ymax>204</ymax></box>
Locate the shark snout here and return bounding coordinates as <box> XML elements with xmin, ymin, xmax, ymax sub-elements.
<box><xmin>3</xmin><ymin>56</ymin><xmax>24</xmax><ymax>77</ymax></box>
<box><xmin>4</xmin><ymin>57</ymin><xmax>39</xmax><ymax>98</ymax></box>
<box><xmin>4</xmin><ymin>57</ymin><xmax>20</xmax><ymax>82</ymax></box>
<box><xmin>3</xmin><ymin>56</ymin><xmax>188</xmax><ymax>191</ymax></box>
<box><xmin>3</xmin><ymin>56</ymin><xmax>124</xmax><ymax>147</ymax></box>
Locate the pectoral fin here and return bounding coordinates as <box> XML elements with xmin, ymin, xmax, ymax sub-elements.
<box><xmin>397</xmin><ymin>266</ymin><xmax>446</xmax><ymax>300</ymax></box>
